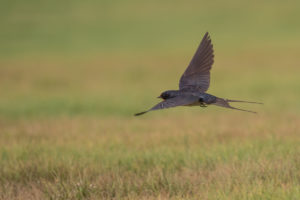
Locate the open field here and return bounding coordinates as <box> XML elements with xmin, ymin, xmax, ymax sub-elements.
<box><xmin>1</xmin><ymin>0</ymin><xmax>300</xmax><ymax>199</ymax></box>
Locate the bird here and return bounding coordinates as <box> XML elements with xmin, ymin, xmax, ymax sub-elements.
<box><xmin>134</xmin><ymin>32</ymin><xmax>262</xmax><ymax>116</ymax></box>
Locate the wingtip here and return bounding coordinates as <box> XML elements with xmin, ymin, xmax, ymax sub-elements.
<box><xmin>204</xmin><ymin>31</ymin><xmax>209</xmax><ymax>37</ymax></box>
<box><xmin>203</xmin><ymin>32</ymin><xmax>211</xmax><ymax>42</ymax></box>
<box><xmin>134</xmin><ymin>111</ymin><xmax>147</xmax><ymax>116</ymax></box>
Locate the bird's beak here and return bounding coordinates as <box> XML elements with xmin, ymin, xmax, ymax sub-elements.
<box><xmin>157</xmin><ymin>96</ymin><xmax>162</xmax><ymax>98</ymax></box>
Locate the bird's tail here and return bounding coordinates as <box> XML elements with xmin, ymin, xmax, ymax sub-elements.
<box><xmin>212</xmin><ymin>98</ymin><xmax>262</xmax><ymax>114</ymax></box>
<box><xmin>225</xmin><ymin>99</ymin><xmax>263</xmax><ymax>104</ymax></box>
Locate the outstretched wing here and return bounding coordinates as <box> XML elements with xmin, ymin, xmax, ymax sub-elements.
<box><xmin>134</xmin><ymin>95</ymin><xmax>198</xmax><ymax>116</ymax></box>
<box><xmin>179</xmin><ymin>32</ymin><xmax>214</xmax><ymax>92</ymax></box>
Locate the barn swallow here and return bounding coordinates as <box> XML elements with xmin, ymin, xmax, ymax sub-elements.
<box><xmin>135</xmin><ymin>32</ymin><xmax>262</xmax><ymax>116</ymax></box>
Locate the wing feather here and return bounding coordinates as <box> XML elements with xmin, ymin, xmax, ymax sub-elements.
<box><xmin>179</xmin><ymin>32</ymin><xmax>214</xmax><ymax>92</ymax></box>
<box><xmin>134</xmin><ymin>95</ymin><xmax>198</xmax><ymax>116</ymax></box>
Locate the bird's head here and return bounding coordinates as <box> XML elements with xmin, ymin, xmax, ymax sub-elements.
<box><xmin>158</xmin><ymin>90</ymin><xmax>178</xmax><ymax>100</ymax></box>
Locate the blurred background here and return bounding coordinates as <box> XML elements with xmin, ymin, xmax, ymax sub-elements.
<box><xmin>1</xmin><ymin>0</ymin><xmax>300</xmax><ymax>118</ymax></box>
<box><xmin>1</xmin><ymin>1</ymin><xmax>300</xmax><ymax>199</ymax></box>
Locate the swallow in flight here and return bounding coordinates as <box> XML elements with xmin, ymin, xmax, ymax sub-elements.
<box><xmin>135</xmin><ymin>32</ymin><xmax>262</xmax><ymax>116</ymax></box>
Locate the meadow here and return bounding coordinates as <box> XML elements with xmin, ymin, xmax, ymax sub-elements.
<box><xmin>0</xmin><ymin>0</ymin><xmax>300</xmax><ymax>199</ymax></box>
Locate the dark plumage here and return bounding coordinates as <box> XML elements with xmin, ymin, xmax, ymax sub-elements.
<box><xmin>135</xmin><ymin>32</ymin><xmax>262</xmax><ymax>116</ymax></box>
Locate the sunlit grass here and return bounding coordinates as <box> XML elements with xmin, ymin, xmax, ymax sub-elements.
<box><xmin>1</xmin><ymin>116</ymin><xmax>300</xmax><ymax>199</ymax></box>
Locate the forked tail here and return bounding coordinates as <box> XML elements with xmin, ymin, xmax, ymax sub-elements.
<box><xmin>213</xmin><ymin>98</ymin><xmax>263</xmax><ymax>113</ymax></box>
<box><xmin>226</xmin><ymin>99</ymin><xmax>263</xmax><ymax>104</ymax></box>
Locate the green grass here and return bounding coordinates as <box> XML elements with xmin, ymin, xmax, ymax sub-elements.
<box><xmin>1</xmin><ymin>0</ymin><xmax>300</xmax><ymax>199</ymax></box>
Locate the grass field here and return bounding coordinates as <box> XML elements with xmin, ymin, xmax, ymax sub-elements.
<box><xmin>1</xmin><ymin>0</ymin><xmax>300</xmax><ymax>199</ymax></box>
